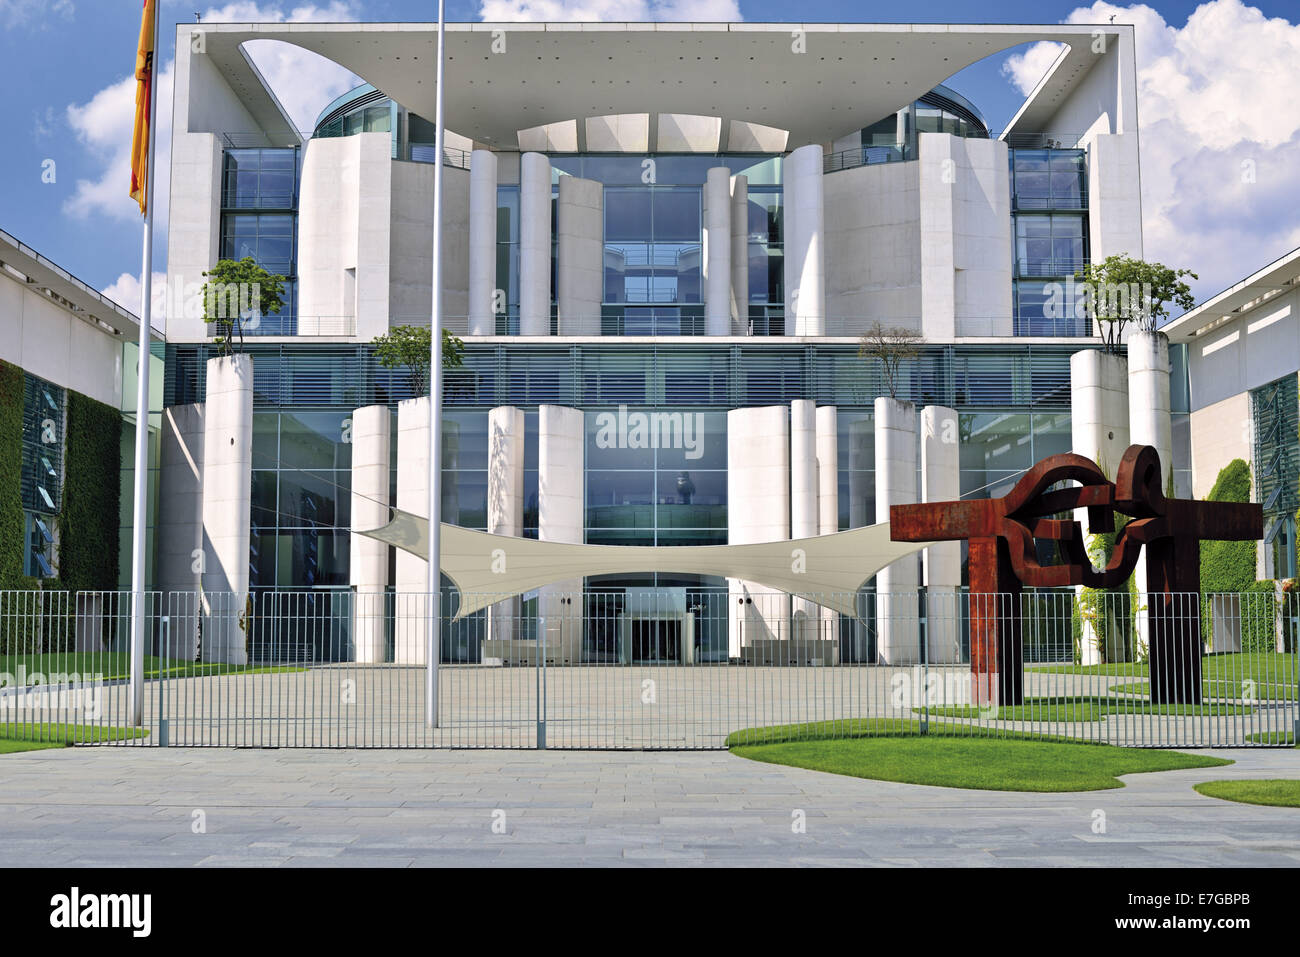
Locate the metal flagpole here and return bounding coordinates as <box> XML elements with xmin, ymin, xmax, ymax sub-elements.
<box><xmin>426</xmin><ymin>0</ymin><xmax>446</xmax><ymax>729</ymax></box>
<box><xmin>129</xmin><ymin>2</ymin><xmax>161</xmax><ymax>727</ymax></box>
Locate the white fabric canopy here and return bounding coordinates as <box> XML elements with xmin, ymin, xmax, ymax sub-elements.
<box><xmin>356</xmin><ymin>509</ymin><xmax>924</xmax><ymax>619</ymax></box>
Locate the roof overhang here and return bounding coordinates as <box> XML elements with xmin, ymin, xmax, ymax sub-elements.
<box><xmin>0</xmin><ymin>229</ymin><xmax>151</xmax><ymax>343</ymax></box>
<box><xmin>187</xmin><ymin>21</ymin><xmax>1130</xmax><ymax>147</ymax></box>
<box><xmin>1163</xmin><ymin>246</ymin><xmax>1300</xmax><ymax>342</ymax></box>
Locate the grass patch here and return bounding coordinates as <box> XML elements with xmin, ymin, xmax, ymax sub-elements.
<box><xmin>0</xmin><ymin>652</ymin><xmax>304</xmax><ymax>683</ymax></box>
<box><xmin>0</xmin><ymin>721</ymin><xmax>148</xmax><ymax>752</ymax></box>
<box><xmin>1247</xmin><ymin>731</ymin><xmax>1296</xmax><ymax>746</ymax></box>
<box><xmin>727</xmin><ymin>719</ymin><xmax>1231</xmax><ymax>792</ymax></box>
<box><xmin>1194</xmin><ymin>780</ymin><xmax>1300</xmax><ymax>807</ymax></box>
<box><xmin>1030</xmin><ymin>652</ymin><xmax>1295</xmax><ymax>686</ymax></box>
<box><xmin>1110</xmin><ymin>679</ymin><xmax>1295</xmax><ymax>701</ymax></box>
<box><xmin>920</xmin><ymin>695</ymin><xmax>1252</xmax><ymax>722</ymax></box>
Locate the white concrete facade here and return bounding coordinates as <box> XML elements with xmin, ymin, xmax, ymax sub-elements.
<box><xmin>537</xmin><ymin>405</ymin><xmax>585</xmax><ymax>663</ymax></box>
<box><xmin>485</xmin><ymin>406</ymin><xmax>526</xmax><ymax>659</ymax></box>
<box><xmin>729</xmin><ymin>175</ymin><xmax>750</xmax><ymax>335</ymax></box>
<box><xmin>784</xmin><ymin>144</ymin><xmax>826</xmax><ymax>336</ymax></box>
<box><xmin>394</xmin><ymin>397</ymin><xmax>430</xmax><ymax>664</ymax></box>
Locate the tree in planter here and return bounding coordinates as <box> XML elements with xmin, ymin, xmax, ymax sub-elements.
<box><xmin>201</xmin><ymin>258</ymin><xmax>286</xmax><ymax>357</ymax></box>
<box><xmin>858</xmin><ymin>321</ymin><xmax>923</xmax><ymax>399</ymax></box>
<box><xmin>372</xmin><ymin>325</ymin><xmax>465</xmax><ymax>395</ymax></box>
<box><xmin>1074</xmin><ymin>254</ymin><xmax>1196</xmax><ymax>354</ymax></box>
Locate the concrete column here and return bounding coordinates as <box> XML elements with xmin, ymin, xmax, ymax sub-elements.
<box><xmin>556</xmin><ymin>175</ymin><xmax>603</xmax><ymax>336</ymax></box>
<box><xmin>1070</xmin><ymin>348</ymin><xmax>1131</xmax><ymax>665</ymax></box>
<box><xmin>1128</xmin><ymin>330</ymin><xmax>1172</xmax><ymax>664</ymax></box>
<box><xmin>705</xmin><ymin>167</ymin><xmax>732</xmax><ymax>337</ymax></box>
<box><xmin>468</xmin><ymin>149</ymin><xmax>498</xmax><ymax>336</ymax></box>
<box><xmin>782</xmin><ymin>162</ymin><xmax>797</xmax><ymax>322</ymax></box>
<box><xmin>727</xmin><ymin>406</ymin><xmax>791</xmax><ymax>658</ymax></box>
<box><xmin>519</xmin><ymin>152</ymin><xmax>552</xmax><ymax>336</ymax></box>
<box><xmin>815</xmin><ymin>406</ymin><xmax>839</xmax><ymax>536</ymax></box>
<box><xmin>537</xmin><ymin>405</ymin><xmax>585</xmax><ymax>663</ymax></box>
<box><xmin>921</xmin><ymin>405</ymin><xmax>962</xmax><ymax>663</ymax></box>
<box><xmin>201</xmin><ymin>355</ymin><xmax>253</xmax><ymax>665</ymax></box>
<box><xmin>156</xmin><ymin>404</ymin><xmax>205</xmax><ymax>660</ymax></box>
<box><xmin>790</xmin><ymin>400</ymin><xmax>817</xmax><ymax>642</ymax></box>
<box><xmin>874</xmin><ymin>396</ymin><xmax>919</xmax><ymax>665</ymax></box>
<box><xmin>485</xmin><ymin>406</ymin><xmax>525</xmax><ymax>663</ymax></box>
<box><xmin>787</xmin><ymin>143</ymin><xmax>825</xmax><ymax>336</ymax></box>
<box><xmin>730</xmin><ymin>174</ymin><xmax>749</xmax><ymax>335</ymax></box>
<box><xmin>350</xmin><ymin>405</ymin><xmax>390</xmax><ymax>663</ymax></box>
<box><xmin>394</xmin><ymin>397</ymin><xmax>430</xmax><ymax>664</ymax></box>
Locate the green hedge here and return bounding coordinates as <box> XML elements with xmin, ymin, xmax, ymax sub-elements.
<box><xmin>0</xmin><ymin>360</ymin><xmax>24</xmax><ymax>588</ymax></box>
<box><xmin>56</xmin><ymin>389</ymin><xmax>122</xmax><ymax>592</ymax></box>
<box><xmin>1200</xmin><ymin>459</ymin><xmax>1255</xmax><ymax>593</ymax></box>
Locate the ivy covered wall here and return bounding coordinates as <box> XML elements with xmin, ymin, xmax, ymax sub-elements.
<box><xmin>0</xmin><ymin>360</ymin><xmax>27</xmax><ymax>588</ymax></box>
<box><xmin>56</xmin><ymin>389</ymin><xmax>123</xmax><ymax>592</ymax></box>
<box><xmin>0</xmin><ymin>359</ymin><xmax>122</xmax><ymax>591</ymax></box>
<box><xmin>1200</xmin><ymin>459</ymin><xmax>1255</xmax><ymax>592</ymax></box>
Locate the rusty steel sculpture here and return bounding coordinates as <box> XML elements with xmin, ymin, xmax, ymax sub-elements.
<box><xmin>891</xmin><ymin>445</ymin><xmax>1262</xmax><ymax>707</ymax></box>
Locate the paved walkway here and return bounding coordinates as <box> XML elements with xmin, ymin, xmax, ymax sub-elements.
<box><xmin>1</xmin><ymin>747</ymin><xmax>1297</xmax><ymax>866</ymax></box>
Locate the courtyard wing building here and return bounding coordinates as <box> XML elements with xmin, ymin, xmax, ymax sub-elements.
<box><xmin>157</xmin><ymin>20</ymin><xmax>1158</xmax><ymax>665</ymax></box>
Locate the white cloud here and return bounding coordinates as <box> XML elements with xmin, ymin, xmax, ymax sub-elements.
<box><xmin>101</xmin><ymin>270</ymin><xmax>170</xmax><ymax>325</ymax></box>
<box><xmin>479</xmin><ymin>0</ymin><xmax>741</xmax><ymax>22</ymax></box>
<box><xmin>1002</xmin><ymin>0</ymin><xmax>1300</xmax><ymax>302</ymax></box>
<box><xmin>0</xmin><ymin>0</ymin><xmax>73</xmax><ymax>29</ymax></box>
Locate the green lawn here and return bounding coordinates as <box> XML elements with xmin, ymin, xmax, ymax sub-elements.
<box><xmin>920</xmin><ymin>695</ymin><xmax>1252</xmax><ymax>722</ymax></box>
<box><xmin>1247</xmin><ymin>731</ymin><xmax>1296</xmax><ymax>746</ymax></box>
<box><xmin>1194</xmin><ymin>780</ymin><xmax>1300</xmax><ymax>807</ymax></box>
<box><xmin>0</xmin><ymin>721</ymin><xmax>149</xmax><ymax>754</ymax></box>
<box><xmin>0</xmin><ymin>652</ymin><xmax>304</xmax><ymax>683</ymax></box>
<box><xmin>1030</xmin><ymin>652</ymin><xmax>1296</xmax><ymax>688</ymax></box>
<box><xmin>727</xmin><ymin>719</ymin><xmax>1232</xmax><ymax>792</ymax></box>
<box><xmin>1110</xmin><ymin>679</ymin><xmax>1296</xmax><ymax>701</ymax></box>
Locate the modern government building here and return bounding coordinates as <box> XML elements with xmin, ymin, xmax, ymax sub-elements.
<box><xmin>4</xmin><ymin>20</ymin><xmax>1295</xmax><ymax>668</ymax></box>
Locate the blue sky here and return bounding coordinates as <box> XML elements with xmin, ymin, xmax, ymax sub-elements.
<box><xmin>1</xmin><ymin>0</ymin><xmax>1297</xmax><ymax>321</ymax></box>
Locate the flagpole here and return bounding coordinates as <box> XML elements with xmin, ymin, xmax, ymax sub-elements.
<box><xmin>129</xmin><ymin>2</ymin><xmax>161</xmax><ymax>727</ymax></box>
<box><xmin>426</xmin><ymin>0</ymin><xmax>445</xmax><ymax>729</ymax></box>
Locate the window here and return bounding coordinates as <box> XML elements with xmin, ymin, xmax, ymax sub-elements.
<box><xmin>1015</xmin><ymin>214</ymin><xmax>1087</xmax><ymax>277</ymax></box>
<box><xmin>24</xmin><ymin>511</ymin><xmax>55</xmax><ymax>579</ymax></box>
<box><xmin>1011</xmin><ymin>149</ymin><xmax>1085</xmax><ymax>209</ymax></box>
<box><xmin>1013</xmin><ymin>280</ymin><xmax>1091</xmax><ymax>337</ymax></box>
<box><xmin>603</xmin><ymin>186</ymin><xmax>702</xmax><ymax>333</ymax></box>
<box><xmin>221</xmin><ymin>149</ymin><xmax>299</xmax><ymax>336</ymax></box>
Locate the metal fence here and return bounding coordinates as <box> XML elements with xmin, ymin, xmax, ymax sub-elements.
<box><xmin>1</xmin><ymin>588</ymin><xmax>1296</xmax><ymax>750</ymax></box>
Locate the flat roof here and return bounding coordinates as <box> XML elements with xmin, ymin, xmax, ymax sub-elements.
<box><xmin>1163</xmin><ymin>246</ymin><xmax>1300</xmax><ymax>342</ymax></box>
<box><xmin>0</xmin><ymin>229</ymin><xmax>151</xmax><ymax>343</ymax></box>
<box><xmin>187</xmin><ymin>21</ymin><xmax>1131</xmax><ymax>148</ymax></box>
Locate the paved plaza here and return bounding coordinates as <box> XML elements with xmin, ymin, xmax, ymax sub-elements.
<box><xmin>1</xmin><ymin>746</ymin><xmax>1297</xmax><ymax>867</ymax></box>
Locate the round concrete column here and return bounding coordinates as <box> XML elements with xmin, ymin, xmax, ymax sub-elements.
<box><xmin>538</xmin><ymin>405</ymin><xmax>585</xmax><ymax>664</ymax></box>
<box><xmin>874</xmin><ymin>396</ymin><xmax>918</xmax><ymax>665</ymax></box>
<box><xmin>1127</xmin><ymin>331</ymin><xmax>1173</xmax><ymax>491</ymax></box>
<box><xmin>468</xmin><ymin>149</ymin><xmax>498</xmax><ymax>336</ymax></box>
<box><xmin>485</xmin><ymin>406</ymin><xmax>526</xmax><ymax>662</ymax></box>
<box><xmin>921</xmin><ymin>405</ymin><xmax>961</xmax><ymax>663</ymax></box>
<box><xmin>350</xmin><ymin>404</ymin><xmax>391</xmax><ymax>663</ymax></box>
<box><xmin>519</xmin><ymin>152</ymin><xmax>552</xmax><ymax>336</ymax></box>
<box><xmin>790</xmin><ymin>400</ymin><xmax>818</xmax><ymax>642</ymax></box>
<box><xmin>787</xmin><ymin>144</ymin><xmax>825</xmax><ymax>336</ymax></box>
<box><xmin>815</xmin><ymin>405</ymin><xmax>838</xmax><ymax>536</ymax></box>
<box><xmin>705</xmin><ymin>167</ymin><xmax>732</xmax><ymax>336</ymax></box>
<box><xmin>730</xmin><ymin>174</ymin><xmax>749</xmax><ymax>334</ymax></box>
<box><xmin>1070</xmin><ymin>347</ymin><xmax>1131</xmax><ymax>665</ymax></box>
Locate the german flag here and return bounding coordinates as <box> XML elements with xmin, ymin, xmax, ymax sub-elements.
<box><xmin>129</xmin><ymin>0</ymin><xmax>156</xmax><ymax>215</ymax></box>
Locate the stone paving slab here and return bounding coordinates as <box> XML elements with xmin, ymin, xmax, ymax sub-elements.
<box><xmin>0</xmin><ymin>747</ymin><xmax>1296</xmax><ymax>867</ymax></box>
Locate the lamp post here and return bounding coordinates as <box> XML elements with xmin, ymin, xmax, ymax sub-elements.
<box><xmin>426</xmin><ymin>0</ymin><xmax>446</xmax><ymax>729</ymax></box>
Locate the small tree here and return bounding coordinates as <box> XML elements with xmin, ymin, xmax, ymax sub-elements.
<box><xmin>858</xmin><ymin>321</ymin><xmax>923</xmax><ymax>400</ymax></box>
<box><xmin>1075</xmin><ymin>254</ymin><xmax>1197</xmax><ymax>353</ymax></box>
<box><xmin>201</xmin><ymin>257</ymin><xmax>286</xmax><ymax>357</ymax></box>
<box><xmin>372</xmin><ymin>324</ymin><xmax>465</xmax><ymax>394</ymax></box>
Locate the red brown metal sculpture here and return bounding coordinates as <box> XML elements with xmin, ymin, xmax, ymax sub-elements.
<box><xmin>890</xmin><ymin>445</ymin><xmax>1262</xmax><ymax>707</ymax></box>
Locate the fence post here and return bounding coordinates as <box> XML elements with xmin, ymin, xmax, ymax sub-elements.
<box><xmin>536</xmin><ymin>610</ymin><xmax>547</xmax><ymax>749</ymax></box>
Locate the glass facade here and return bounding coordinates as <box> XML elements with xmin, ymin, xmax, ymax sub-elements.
<box><xmin>20</xmin><ymin>371</ymin><xmax>64</xmax><ymax>579</ymax></box>
<box><xmin>1010</xmin><ymin>148</ymin><xmax>1090</xmax><ymax>337</ymax></box>
<box><xmin>1251</xmin><ymin>374</ymin><xmax>1299</xmax><ymax>580</ymax></box>
<box><xmin>220</xmin><ymin>148</ymin><xmax>300</xmax><ymax>335</ymax></box>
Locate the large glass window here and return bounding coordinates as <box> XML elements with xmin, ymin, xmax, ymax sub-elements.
<box><xmin>1011</xmin><ymin>149</ymin><xmax>1085</xmax><ymax>209</ymax></box>
<box><xmin>1015</xmin><ymin>213</ymin><xmax>1087</xmax><ymax>278</ymax></box>
<box><xmin>220</xmin><ymin>148</ymin><xmax>299</xmax><ymax>336</ymax></box>
<box><xmin>1014</xmin><ymin>280</ymin><xmax>1091</xmax><ymax>337</ymax></box>
<box><xmin>603</xmin><ymin>185</ymin><xmax>702</xmax><ymax>315</ymax></box>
